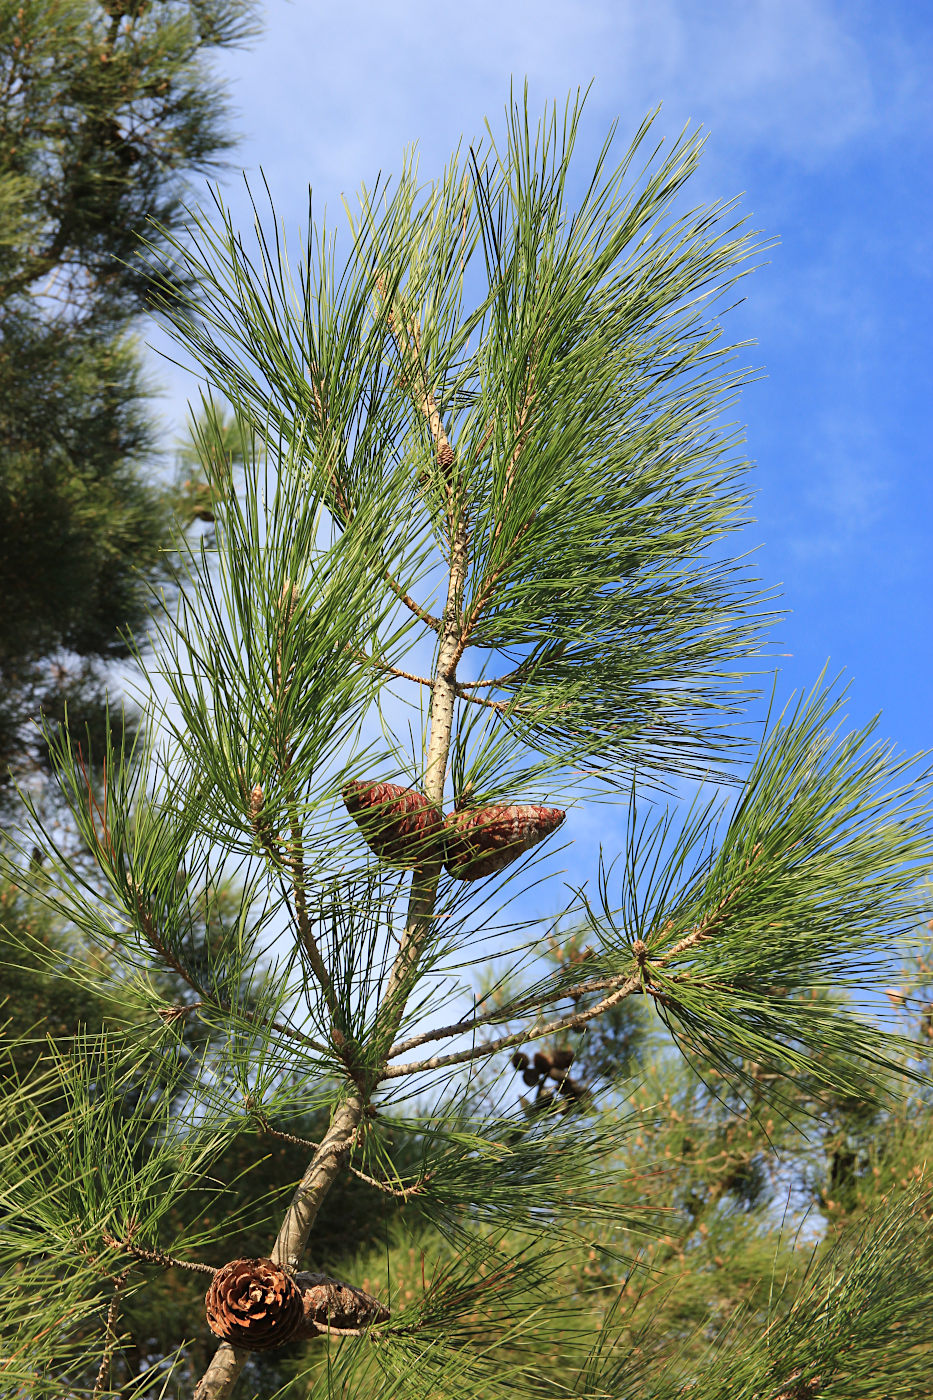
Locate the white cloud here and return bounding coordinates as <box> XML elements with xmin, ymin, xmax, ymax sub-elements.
<box><xmin>786</xmin><ymin>409</ymin><xmax>893</xmax><ymax>562</ymax></box>
<box><xmin>219</xmin><ymin>0</ymin><xmax>912</xmax><ymax>223</ymax></box>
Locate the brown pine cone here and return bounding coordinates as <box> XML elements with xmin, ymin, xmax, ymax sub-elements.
<box><xmin>295</xmin><ymin>1272</ymin><xmax>390</xmax><ymax>1335</ymax></box>
<box><xmin>533</xmin><ymin>1051</ymin><xmax>552</xmax><ymax>1075</ymax></box>
<box><xmin>512</xmin><ymin>1051</ymin><xmax>529</xmax><ymax>1071</ymax></box>
<box><xmin>550</xmin><ymin>1047</ymin><xmax>575</xmax><ymax>1073</ymax></box>
<box><xmin>205</xmin><ymin>1258</ymin><xmax>304</xmax><ymax>1351</ymax></box>
<box><xmin>522</xmin><ymin>1066</ymin><xmax>540</xmax><ymax>1087</ymax></box>
<box><xmin>437</xmin><ymin>440</ymin><xmax>455</xmax><ymax>471</ymax></box>
<box><xmin>343</xmin><ymin>780</ymin><xmax>443</xmax><ymax>868</ymax></box>
<box><xmin>443</xmin><ymin>804</ymin><xmax>565</xmax><ymax>881</ymax></box>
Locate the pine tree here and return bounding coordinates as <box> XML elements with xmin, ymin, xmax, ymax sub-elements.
<box><xmin>3</xmin><ymin>91</ymin><xmax>932</xmax><ymax>1399</ymax></box>
<box><xmin>0</xmin><ymin>0</ymin><xmax>260</xmax><ymax>814</ymax></box>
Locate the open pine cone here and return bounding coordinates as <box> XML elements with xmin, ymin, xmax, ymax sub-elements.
<box><xmin>343</xmin><ymin>780</ymin><xmax>443</xmax><ymax>868</ymax></box>
<box><xmin>443</xmin><ymin>803</ymin><xmax>565</xmax><ymax>880</ymax></box>
<box><xmin>205</xmin><ymin>1258</ymin><xmax>305</xmax><ymax>1351</ymax></box>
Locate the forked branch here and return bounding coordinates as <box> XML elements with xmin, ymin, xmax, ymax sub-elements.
<box><xmin>383</xmin><ymin>863</ymin><xmax>764</xmax><ymax>1075</ymax></box>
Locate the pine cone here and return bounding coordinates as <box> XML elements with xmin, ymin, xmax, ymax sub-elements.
<box><xmin>343</xmin><ymin>780</ymin><xmax>443</xmax><ymax>868</ymax></box>
<box><xmin>533</xmin><ymin>1051</ymin><xmax>551</xmax><ymax>1075</ymax></box>
<box><xmin>437</xmin><ymin>440</ymin><xmax>455</xmax><ymax>471</ymax></box>
<box><xmin>557</xmin><ymin>1075</ymin><xmax>587</xmax><ymax>1103</ymax></box>
<box><xmin>443</xmin><ymin>804</ymin><xmax>565</xmax><ymax>881</ymax></box>
<box><xmin>295</xmin><ymin>1271</ymin><xmax>390</xmax><ymax>1335</ymax></box>
<box><xmin>205</xmin><ymin>1258</ymin><xmax>304</xmax><ymax>1351</ymax></box>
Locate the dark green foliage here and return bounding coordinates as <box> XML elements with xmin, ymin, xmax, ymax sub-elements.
<box><xmin>0</xmin><ymin>0</ymin><xmax>259</xmax><ymax>813</ymax></box>
<box><xmin>0</xmin><ymin>0</ymin><xmax>259</xmax><ymax>321</ymax></box>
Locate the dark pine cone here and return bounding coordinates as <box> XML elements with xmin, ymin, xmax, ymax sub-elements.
<box><xmin>205</xmin><ymin>1258</ymin><xmax>304</xmax><ymax>1351</ymax></box>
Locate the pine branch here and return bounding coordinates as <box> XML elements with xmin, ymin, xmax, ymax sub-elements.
<box><xmin>195</xmin><ymin>361</ymin><xmax>472</xmax><ymax>1396</ymax></box>
<box><xmin>91</xmin><ymin>1276</ymin><xmax>126</xmax><ymax>1400</ymax></box>
<box><xmin>101</xmin><ymin>1230</ymin><xmax>216</xmax><ymax>1278</ymax></box>
<box><xmin>22</xmin><ymin>92</ymin><xmax>928</xmax><ymax>1400</ymax></box>
<box><xmin>377</xmin><ymin>274</ymin><xmax>457</xmax><ymax>528</ymax></box>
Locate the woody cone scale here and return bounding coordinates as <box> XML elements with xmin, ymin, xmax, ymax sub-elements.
<box><xmin>205</xmin><ymin>1258</ymin><xmax>304</xmax><ymax>1350</ymax></box>
<box><xmin>443</xmin><ymin>804</ymin><xmax>565</xmax><ymax>880</ymax></box>
<box><xmin>342</xmin><ymin>780</ymin><xmax>443</xmax><ymax>867</ymax></box>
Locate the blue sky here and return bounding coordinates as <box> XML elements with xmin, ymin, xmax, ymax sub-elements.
<box><xmin>152</xmin><ymin>0</ymin><xmax>931</xmax><ymax>763</ymax></box>
<box><xmin>145</xmin><ymin>0</ymin><xmax>932</xmax><ymax>1025</ymax></box>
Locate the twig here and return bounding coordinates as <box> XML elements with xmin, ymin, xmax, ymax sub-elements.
<box><xmin>380</xmin><ymin>971</ymin><xmax>644</xmax><ymax>1080</ymax></box>
<box><xmin>92</xmin><ymin>1273</ymin><xmax>127</xmax><ymax>1400</ymax></box>
<box><xmin>307</xmin><ymin>358</ymin><xmax>441</xmax><ymax>631</ymax></box>
<box><xmin>452</xmin><ymin>685</ymin><xmax>513</xmax><ymax>712</ymax></box>
<box><xmin>455</xmin><ymin>670</ymin><xmax>523</xmax><ymax>689</ymax></box>
<box><xmin>446</xmin><ymin>511</ymin><xmax>537</xmax><ymax>673</ymax></box>
<box><xmin>132</xmin><ymin>893</ymin><xmax>203</xmax><ymax>992</ymax></box>
<box><xmin>377</xmin><ymin>275</ymin><xmax>457</xmax><ymax>527</ymax></box>
<box><xmin>276</xmin><ymin>748</ymin><xmax>342</xmax><ymax>1025</ymax></box>
<box><xmin>254</xmin><ymin>1112</ymin><xmax>429</xmax><ymax>1200</ymax></box>
<box><xmin>155</xmin><ymin>1000</ymin><xmax>329</xmax><ymax>1057</ymax></box>
<box><xmin>349</xmin><ymin>1165</ymin><xmax>429</xmax><ymax>1200</ymax></box>
<box><xmin>346</xmin><ymin>646</ymin><xmax>434</xmax><ymax>689</ymax></box>
<box><xmin>101</xmin><ymin>1229</ymin><xmax>216</xmax><ymax>1277</ymax></box>
<box><xmin>450</xmin><ymin>683</ymin><xmax>567</xmax><ymax>716</ymax></box>
<box><xmin>382</xmin><ymin>573</ymin><xmax>442</xmax><ymax>631</ymax></box>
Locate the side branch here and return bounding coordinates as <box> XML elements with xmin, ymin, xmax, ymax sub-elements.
<box><xmin>381</xmin><ymin>971</ymin><xmax>646</xmax><ymax>1079</ymax></box>
<box><xmin>445</xmin><ymin>339</ymin><xmax>541</xmax><ymax>670</ymax></box>
<box><xmin>383</xmin><ymin>909</ymin><xmax>742</xmax><ymax>1077</ymax></box>
<box><xmin>377</xmin><ymin>276</ymin><xmax>457</xmax><ymax>523</ymax></box>
<box><xmin>455</xmin><ymin>671</ymin><xmax>523</xmax><ymax>688</ymax></box>
<box><xmin>308</xmin><ymin>359</ymin><xmax>441</xmax><ymax>632</ymax></box>
<box><xmin>283</xmin><ymin>809</ymin><xmax>342</xmax><ymax>1020</ymax></box>
<box><xmin>346</xmin><ymin>646</ymin><xmax>434</xmax><ymax>690</ymax></box>
<box><xmin>382</xmin><ymin>572</ymin><xmax>442</xmax><ymax>631</ymax></box>
<box><xmin>156</xmin><ymin>1001</ymin><xmax>329</xmax><ymax>1058</ymax></box>
<box><xmin>102</xmin><ymin>1230</ymin><xmax>216</xmax><ymax>1278</ymax></box>
<box><xmin>446</xmin><ymin>510</ymin><xmax>537</xmax><ymax>673</ymax></box>
<box><xmin>274</xmin><ymin>713</ymin><xmax>341</xmax><ymax>1019</ymax></box>
<box><xmin>255</xmin><ymin>1115</ymin><xmax>429</xmax><ymax>1199</ymax></box>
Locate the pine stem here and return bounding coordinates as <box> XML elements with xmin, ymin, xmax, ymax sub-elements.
<box><xmin>191</xmin><ymin>511</ymin><xmax>469</xmax><ymax>1400</ymax></box>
